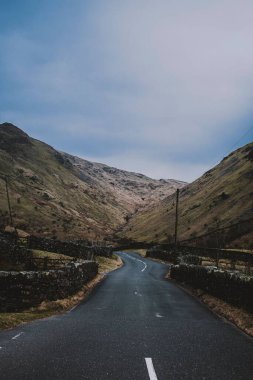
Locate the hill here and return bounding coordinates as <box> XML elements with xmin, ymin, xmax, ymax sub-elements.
<box><xmin>0</xmin><ymin>123</ymin><xmax>185</xmax><ymax>241</ymax></box>
<box><xmin>118</xmin><ymin>142</ymin><xmax>253</xmax><ymax>249</ymax></box>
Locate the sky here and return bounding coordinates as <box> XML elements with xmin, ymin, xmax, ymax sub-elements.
<box><xmin>0</xmin><ymin>0</ymin><xmax>253</xmax><ymax>182</ymax></box>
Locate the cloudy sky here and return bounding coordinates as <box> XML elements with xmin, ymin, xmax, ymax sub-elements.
<box><xmin>0</xmin><ymin>0</ymin><xmax>253</xmax><ymax>181</ymax></box>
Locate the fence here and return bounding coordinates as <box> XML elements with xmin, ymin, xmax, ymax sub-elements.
<box><xmin>147</xmin><ymin>244</ymin><xmax>253</xmax><ymax>267</ymax></box>
<box><xmin>0</xmin><ymin>231</ymin><xmax>113</xmax><ymax>270</ymax></box>
<box><xmin>175</xmin><ymin>245</ymin><xmax>253</xmax><ymax>269</ymax></box>
<box><xmin>23</xmin><ymin>257</ymin><xmax>76</xmax><ymax>270</ymax></box>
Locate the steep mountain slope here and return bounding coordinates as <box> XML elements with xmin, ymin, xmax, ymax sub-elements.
<box><xmin>0</xmin><ymin>123</ymin><xmax>185</xmax><ymax>240</ymax></box>
<box><xmin>119</xmin><ymin>142</ymin><xmax>253</xmax><ymax>248</ymax></box>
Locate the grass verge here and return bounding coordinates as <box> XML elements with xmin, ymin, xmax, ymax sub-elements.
<box><xmin>0</xmin><ymin>254</ymin><xmax>122</xmax><ymax>331</ymax></box>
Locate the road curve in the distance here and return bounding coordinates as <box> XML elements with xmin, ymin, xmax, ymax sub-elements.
<box><xmin>0</xmin><ymin>252</ymin><xmax>252</xmax><ymax>380</ymax></box>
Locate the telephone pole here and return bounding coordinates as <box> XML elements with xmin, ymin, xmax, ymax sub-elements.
<box><xmin>174</xmin><ymin>188</ymin><xmax>179</xmax><ymax>249</ymax></box>
<box><xmin>4</xmin><ymin>176</ymin><xmax>13</xmax><ymax>227</ymax></box>
<box><xmin>0</xmin><ymin>174</ymin><xmax>13</xmax><ymax>227</ymax></box>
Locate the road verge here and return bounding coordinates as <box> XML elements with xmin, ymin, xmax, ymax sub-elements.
<box><xmin>169</xmin><ymin>277</ymin><xmax>253</xmax><ymax>337</ymax></box>
<box><xmin>146</xmin><ymin>254</ymin><xmax>253</xmax><ymax>337</ymax></box>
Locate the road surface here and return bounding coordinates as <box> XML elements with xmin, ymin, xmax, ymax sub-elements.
<box><xmin>0</xmin><ymin>252</ymin><xmax>252</xmax><ymax>379</ymax></box>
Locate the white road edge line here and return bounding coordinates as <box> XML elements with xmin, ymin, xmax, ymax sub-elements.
<box><xmin>145</xmin><ymin>358</ymin><xmax>158</xmax><ymax>380</ymax></box>
<box><xmin>12</xmin><ymin>332</ymin><xmax>24</xmax><ymax>340</ymax></box>
<box><xmin>68</xmin><ymin>304</ymin><xmax>78</xmax><ymax>313</ymax></box>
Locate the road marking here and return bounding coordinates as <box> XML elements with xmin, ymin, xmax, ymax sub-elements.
<box><xmin>137</xmin><ymin>259</ymin><xmax>147</xmax><ymax>272</ymax></box>
<box><xmin>141</xmin><ymin>262</ymin><xmax>147</xmax><ymax>272</ymax></box>
<box><xmin>68</xmin><ymin>304</ymin><xmax>78</xmax><ymax>313</ymax></box>
<box><xmin>145</xmin><ymin>358</ymin><xmax>158</xmax><ymax>380</ymax></box>
<box><xmin>124</xmin><ymin>253</ymin><xmax>147</xmax><ymax>272</ymax></box>
<box><xmin>12</xmin><ymin>332</ymin><xmax>24</xmax><ymax>340</ymax></box>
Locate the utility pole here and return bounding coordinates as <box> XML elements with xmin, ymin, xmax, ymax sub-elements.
<box><xmin>4</xmin><ymin>176</ymin><xmax>13</xmax><ymax>227</ymax></box>
<box><xmin>174</xmin><ymin>188</ymin><xmax>179</xmax><ymax>250</ymax></box>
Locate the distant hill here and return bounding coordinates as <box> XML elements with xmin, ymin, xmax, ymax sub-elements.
<box><xmin>118</xmin><ymin>142</ymin><xmax>253</xmax><ymax>249</ymax></box>
<box><xmin>0</xmin><ymin>123</ymin><xmax>185</xmax><ymax>241</ymax></box>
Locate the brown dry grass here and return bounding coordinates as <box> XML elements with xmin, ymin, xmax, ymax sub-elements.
<box><xmin>97</xmin><ymin>254</ymin><xmax>122</xmax><ymax>274</ymax></box>
<box><xmin>32</xmin><ymin>249</ymin><xmax>72</xmax><ymax>260</ymax></box>
<box><xmin>199</xmin><ymin>292</ymin><xmax>253</xmax><ymax>337</ymax></box>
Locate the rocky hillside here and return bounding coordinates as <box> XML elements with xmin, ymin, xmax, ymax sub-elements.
<box><xmin>118</xmin><ymin>142</ymin><xmax>253</xmax><ymax>249</ymax></box>
<box><xmin>0</xmin><ymin>123</ymin><xmax>185</xmax><ymax>240</ymax></box>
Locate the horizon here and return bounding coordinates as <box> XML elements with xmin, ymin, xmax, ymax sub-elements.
<box><xmin>1</xmin><ymin>1</ymin><xmax>253</xmax><ymax>181</ymax></box>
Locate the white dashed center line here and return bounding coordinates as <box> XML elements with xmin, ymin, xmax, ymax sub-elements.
<box><xmin>124</xmin><ymin>254</ymin><xmax>148</xmax><ymax>272</ymax></box>
<box><xmin>12</xmin><ymin>332</ymin><xmax>24</xmax><ymax>340</ymax></box>
<box><xmin>155</xmin><ymin>313</ymin><xmax>163</xmax><ymax>318</ymax></box>
<box><xmin>137</xmin><ymin>259</ymin><xmax>147</xmax><ymax>272</ymax></box>
<box><xmin>145</xmin><ymin>358</ymin><xmax>158</xmax><ymax>380</ymax></box>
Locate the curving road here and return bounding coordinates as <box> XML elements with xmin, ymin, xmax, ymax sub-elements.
<box><xmin>0</xmin><ymin>252</ymin><xmax>252</xmax><ymax>379</ymax></box>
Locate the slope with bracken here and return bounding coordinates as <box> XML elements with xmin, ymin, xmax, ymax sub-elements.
<box><xmin>118</xmin><ymin>142</ymin><xmax>253</xmax><ymax>249</ymax></box>
<box><xmin>0</xmin><ymin>123</ymin><xmax>185</xmax><ymax>240</ymax></box>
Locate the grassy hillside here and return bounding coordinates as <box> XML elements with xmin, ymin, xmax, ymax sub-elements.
<box><xmin>119</xmin><ymin>142</ymin><xmax>253</xmax><ymax>249</ymax></box>
<box><xmin>0</xmin><ymin>123</ymin><xmax>185</xmax><ymax>241</ymax></box>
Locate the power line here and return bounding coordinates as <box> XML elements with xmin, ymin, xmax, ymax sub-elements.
<box><xmin>226</xmin><ymin>125</ymin><xmax>253</xmax><ymax>155</ymax></box>
<box><xmin>204</xmin><ymin>125</ymin><xmax>253</xmax><ymax>173</ymax></box>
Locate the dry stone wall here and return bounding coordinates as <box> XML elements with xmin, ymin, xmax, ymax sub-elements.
<box><xmin>28</xmin><ymin>236</ymin><xmax>112</xmax><ymax>259</ymax></box>
<box><xmin>0</xmin><ymin>260</ymin><xmax>98</xmax><ymax>312</ymax></box>
<box><xmin>146</xmin><ymin>244</ymin><xmax>253</xmax><ymax>265</ymax></box>
<box><xmin>170</xmin><ymin>264</ymin><xmax>253</xmax><ymax>313</ymax></box>
<box><xmin>28</xmin><ymin>236</ymin><xmax>91</xmax><ymax>259</ymax></box>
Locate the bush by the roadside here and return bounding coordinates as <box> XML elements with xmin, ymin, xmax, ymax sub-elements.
<box><xmin>170</xmin><ymin>264</ymin><xmax>253</xmax><ymax>313</ymax></box>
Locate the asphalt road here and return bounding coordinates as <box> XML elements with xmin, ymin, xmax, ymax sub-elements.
<box><xmin>0</xmin><ymin>252</ymin><xmax>252</xmax><ymax>380</ymax></box>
